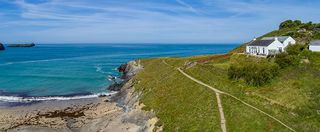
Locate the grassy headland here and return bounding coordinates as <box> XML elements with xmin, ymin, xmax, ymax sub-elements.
<box><xmin>131</xmin><ymin>20</ymin><xmax>320</xmax><ymax>131</ymax></box>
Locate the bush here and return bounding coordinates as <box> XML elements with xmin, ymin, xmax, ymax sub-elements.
<box><xmin>279</xmin><ymin>20</ymin><xmax>302</xmax><ymax>29</ymax></box>
<box><xmin>313</xmin><ymin>32</ymin><xmax>320</xmax><ymax>39</ymax></box>
<box><xmin>301</xmin><ymin>21</ymin><xmax>315</xmax><ymax>30</ymax></box>
<box><xmin>228</xmin><ymin>58</ymin><xmax>280</xmax><ymax>86</ymax></box>
<box><xmin>285</xmin><ymin>44</ymin><xmax>306</xmax><ymax>55</ymax></box>
<box><xmin>274</xmin><ymin>53</ymin><xmax>300</xmax><ymax>68</ymax></box>
<box><xmin>300</xmin><ymin>50</ymin><xmax>312</xmax><ymax>59</ymax></box>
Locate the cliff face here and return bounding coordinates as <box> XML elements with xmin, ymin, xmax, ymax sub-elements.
<box><xmin>118</xmin><ymin>60</ymin><xmax>143</xmax><ymax>79</ymax></box>
<box><xmin>107</xmin><ymin>60</ymin><xmax>161</xmax><ymax>132</ymax></box>
<box><xmin>0</xmin><ymin>43</ymin><xmax>5</xmax><ymax>50</ymax></box>
<box><xmin>109</xmin><ymin>60</ymin><xmax>143</xmax><ymax>91</ymax></box>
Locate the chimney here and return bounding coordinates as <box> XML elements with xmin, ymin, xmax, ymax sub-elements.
<box><xmin>274</xmin><ymin>37</ymin><xmax>278</xmax><ymax>41</ymax></box>
<box><xmin>253</xmin><ymin>37</ymin><xmax>257</xmax><ymax>41</ymax></box>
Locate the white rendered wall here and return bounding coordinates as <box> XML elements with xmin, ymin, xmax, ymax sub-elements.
<box><xmin>247</xmin><ymin>46</ymin><xmax>268</xmax><ymax>55</ymax></box>
<box><xmin>283</xmin><ymin>37</ymin><xmax>296</xmax><ymax>50</ymax></box>
<box><xmin>310</xmin><ymin>46</ymin><xmax>320</xmax><ymax>52</ymax></box>
<box><xmin>267</xmin><ymin>41</ymin><xmax>283</xmax><ymax>50</ymax></box>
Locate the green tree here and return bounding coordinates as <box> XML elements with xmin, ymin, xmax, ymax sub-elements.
<box><xmin>301</xmin><ymin>21</ymin><xmax>315</xmax><ymax>30</ymax></box>
<box><xmin>279</xmin><ymin>20</ymin><xmax>303</xmax><ymax>29</ymax></box>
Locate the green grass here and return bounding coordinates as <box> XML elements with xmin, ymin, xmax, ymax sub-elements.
<box><xmin>130</xmin><ymin>20</ymin><xmax>320</xmax><ymax>131</ymax></box>
<box><xmin>131</xmin><ymin>53</ymin><xmax>320</xmax><ymax>131</ymax></box>
<box><xmin>134</xmin><ymin>58</ymin><xmax>221</xmax><ymax>131</ymax></box>
<box><xmin>184</xmin><ymin>55</ymin><xmax>320</xmax><ymax>131</ymax></box>
<box><xmin>221</xmin><ymin>95</ymin><xmax>289</xmax><ymax>131</ymax></box>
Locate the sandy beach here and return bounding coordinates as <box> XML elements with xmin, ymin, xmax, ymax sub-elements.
<box><xmin>0</xmin><ymin>82</ymin><xmax>157</xmax><ymax>132</ymax></box>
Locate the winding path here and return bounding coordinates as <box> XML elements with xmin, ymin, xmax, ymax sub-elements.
<box><xmin>215</xmin><ymin>92</ymin><xmax>227</xmax><ymax>132</ymax></box>
<box><xmin>177</xmin><ymin>67</ymin><xmax>295</xmax><ymax>132</ymax></box>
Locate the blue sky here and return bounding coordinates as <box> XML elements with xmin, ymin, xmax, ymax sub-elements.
<box><xmin>0</xmin><ymin>0</ymin><xmax>319</xmax><ymax>44</ymax></box>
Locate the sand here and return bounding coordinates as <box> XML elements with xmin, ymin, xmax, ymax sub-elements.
<box><xmin>0</xmin><ymin>80</ymin><xmax>159</xmax><ymax>132</ymax></box>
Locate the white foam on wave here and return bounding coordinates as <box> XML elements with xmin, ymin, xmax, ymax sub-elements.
<box><xmin>0</xmin><ymin>91</ymin><xmax>118</xmax><ymax>103</ymax></box>
<box><xmin>95</xmin><ymin>65</ymin><xmax>108</xmax><ymax>74</ymax></box>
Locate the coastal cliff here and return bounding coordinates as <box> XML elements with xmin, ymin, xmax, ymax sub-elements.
<box><xmin>0</xmin><ymin>43</ymin><xmax>5</xmax><ymax>50</ymax></box>
<box><xmin>107</xmin><ymin>60</ymin><xmax>161</xmax><ymax>132</ymax></box>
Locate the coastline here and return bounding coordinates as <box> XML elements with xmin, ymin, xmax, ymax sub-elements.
<box><xmin>0</xmin><ymin>60</ymin><xmax>160</xmax><ymax>132</ymax></box>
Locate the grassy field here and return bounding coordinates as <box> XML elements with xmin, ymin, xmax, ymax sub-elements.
<box><xmin>131</xmin><ymin>20</ymin><xmax>320</xmax><ymax>131</ymax></box>
<box><xmin>131</xmin><ymin>53</ymin><xmax>320</xmax><ymax>131</ymax></box>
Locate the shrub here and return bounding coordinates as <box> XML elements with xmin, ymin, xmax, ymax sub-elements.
<box><xmin>228</xmin><ymin>58</ymin><xmax>280</xmax><ymax>86</ymax></box>
<box><xmin>313</xmin><ymin>32</ymin><xmax>320</xmax><ymax>39</ymax></box>
<box><xmin>274</xmin><ymin>53</ymin><xmax>300</xmax><ymax>68</ymax></box>
<box><xmin>301</xmin><ymin>21</ymin><xmax>315</xmax><ymax>30</ymax></box>
<box><xmin>300</xmin><ymin>50</ymin><xmax>312</xmax><ymax>59</ymax></box>
<box><xmin>285</xmin><ymin>44</ymin><xmax>305</xmax><ymax>55</ymax></box>
<box><xmin>279</xmin><ymin>20</ymin><xmax>302</xmax><ymax>29</ymax></box>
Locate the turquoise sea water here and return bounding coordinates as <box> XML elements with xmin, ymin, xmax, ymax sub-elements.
<box><xmin>0</xmin><ymin>44</ymin><xmax>238</xmax><ymax>103</ymax></box>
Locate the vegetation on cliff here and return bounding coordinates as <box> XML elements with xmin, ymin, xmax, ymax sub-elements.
<box><xmin>133</xmin><ymin>53</ymin><xmax>320</xmax><ymax>131</ymax></box>
<box><xmin>131</xmin><ymin>20</ymin><xmax>320</xmax><ymax>131</ymax></box>
<box><xmin>230</xmin><ymin>20</ymin><xmax>320</xmax><ymax>53</ymax></box>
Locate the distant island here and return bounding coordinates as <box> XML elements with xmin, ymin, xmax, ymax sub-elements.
<box><xmin>7</xmin><ymin>43</ymin><xmax>35</xmax><ymax>47</ymax></box>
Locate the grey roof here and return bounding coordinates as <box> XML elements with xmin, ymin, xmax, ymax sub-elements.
<box><xmin>248</xmin><ymin>40</ymin><xmax>275</xmax><ymax>47</ymax></box>
<box><xmin>262</xmin><ymin>36</ymin><xmax>290</xmax><ymax>43</ymax></box>
<box><xmin>310</xmin><ymin>40</ymin><xmax>320</xmax><ymax>46</ymax></box>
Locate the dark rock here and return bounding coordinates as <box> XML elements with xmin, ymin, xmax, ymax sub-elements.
<box><xmin>119</xmin><ymin>60</ymin><xmax>143</xmax><ymax>79</ymax></box>
<box><xmin>98</xmin><ymin>94</ymin><xmax>107</xmax><ymax>97</ymax></box>
<box><xmin>118</xmin><ymin>64</ymin><xmax>127</xmax><ymax>73</ymax></box>
<box><xmin>108</xmin><ymin>60</ymin><xmax>143</xmax><ymax>92</ymax></box>
<box><xmin>0</xmin><ymin>43</ymin><xmax>5</xmax><ymax>50</ymax></box>
<box><xmin>107</xmin><ymin>83</ymin><xmax>124</xmax><ymax>91</ymax></box>
<box><xmin>7</xmin><ymin>43</ymin><xmax>35</xmax><ymax>47</ymax></box>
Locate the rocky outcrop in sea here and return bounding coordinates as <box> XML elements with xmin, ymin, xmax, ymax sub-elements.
<box><xmin>0</xmin><ymin>43</ymin><xmax>5</xmax><ymax>50</ymax></box>
<box><xmin>108</xmin><ymin>60</ymin><xmax>143</xmax><ymax>91</ymax></box>
<box><xmin>7</xmin><ymin>43</ymin><xmax>35</xmax><ymax>47</ymax></box>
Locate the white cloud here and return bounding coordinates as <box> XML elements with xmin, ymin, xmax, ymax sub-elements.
<box><xmin>0</xmin><ymin>0</ymin><xmax>319</xmax><ymax>43</ymax></box>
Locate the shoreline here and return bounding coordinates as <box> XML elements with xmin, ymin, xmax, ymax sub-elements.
<box><xmin>0</xmin><ymin>60</ymin><xmax>160</xmax><ymax>132</ymax></box>
<box><xmin>0</xmin><ymin>91</ymin><xmax>118</xmax><ymax>106</ymax></box>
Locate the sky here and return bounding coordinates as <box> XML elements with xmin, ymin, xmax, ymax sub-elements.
<box><xmin>0</xmin><ymin>0</ymin><xmax>319</xmax><ymax>44</ymax></box>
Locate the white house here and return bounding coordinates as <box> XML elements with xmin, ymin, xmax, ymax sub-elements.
<box><xmin>309</xmin><ymin>40</ymin><xmax>320</xmax><ymax>52</ymax></box>
<box><xmin>261</xmin><ymin>36</ymin><xmax>296</xmax><ymax>51</ymax></box>
<box><xmin>246</xmin><ymin>36</ymin><xmax>296</xmax><ymax>56</ymax></box>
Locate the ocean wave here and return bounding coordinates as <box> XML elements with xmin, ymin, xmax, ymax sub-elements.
<box><xmin>0</xmin><ymin>92</ymin><xmax>117</xmax><ymax>103</ymax></box>
<box><xmin>95</xmin><ymin>65</ymin><xmax>108</xmax><ymax>74</ymax></box>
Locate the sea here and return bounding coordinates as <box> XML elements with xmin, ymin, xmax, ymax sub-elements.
<box><xmin>0</xmin><ymin>44</ymin><xmax>238</xmax><ymax>104</ymax></box>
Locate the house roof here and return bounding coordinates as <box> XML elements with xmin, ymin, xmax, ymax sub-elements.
<box><xmin>262</xmin><ymin>36</ymin><xmax>291</xmax><ymax>43</ymax></box>
<box><xmin>310</xmin><ymin>40</ymin><xmax>320</xmax><ymax>46</ymax></box>
<box><xmin>248</xmin><ymin>40</ymin><xmax>275</xmax><ymax>47</ymax></box>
